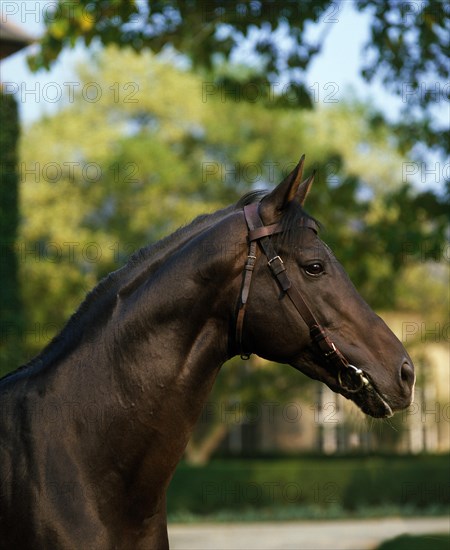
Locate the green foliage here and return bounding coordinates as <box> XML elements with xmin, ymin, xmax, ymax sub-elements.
<box><xmin>28</xmin><ymin>0</ymin><xmax>449</xmax><ymax>155</ymax></box>
<box><xmin>0</xmin><ymin>93</ymin><xmax>25</xmax><ymax>375</ymax></box>
<box><xmin>356</xmin><ymin>185</ymin><xmax>449</xmax><ymax>309</ymax></box>
<box><xmin>19</xmin><ymin>48</ymin><xmax>219</xmax><ymax>360</ymax></box>
<box><xmin>167</xmin><ymin>455</ymin><xmax>450</xmax><ymax>518</ymax></box>
<box><xmin>28</xmin><ymin>0</ymin><xmax>140</xmax><ymax>70</ymax></box>
<box><xmin>356</xmin><ymin>0</ymin><xmax>449</xmax><ymax>155</ymax></box>
<box><xmin>18</xmin><ymin>45</ymin><xmax>447</xmax><ymax>373</ymax></box>
<box><xmin>16</xmin><ymin>49</ymin><xmax>447</xmax><ymax>462</ymax></box>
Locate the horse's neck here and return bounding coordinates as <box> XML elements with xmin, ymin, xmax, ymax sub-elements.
<box><xmin>74</xmin><ymin>212</ymin><xmax>245</xmax><ymax>501</ymax></box>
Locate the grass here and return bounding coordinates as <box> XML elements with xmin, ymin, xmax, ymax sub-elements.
<box><xmin>376</xmin><ymin>533</ymin><xmax>450</xmax><ymax>550</ymax></box>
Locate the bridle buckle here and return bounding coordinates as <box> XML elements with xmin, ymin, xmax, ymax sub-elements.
<box><xmin>324</xmin><ymin>342</ymin><xmax>337</xmax><ymax>357</ymax></box>
<box><xmin>267</xmin><ymin>255</ymin><xmax>286</xmax><ymax>277</ymax></box>
<box><xmin>268</xmin><ymin>255</ymin><xmax>283</xmax><ymax>266</ymax></box>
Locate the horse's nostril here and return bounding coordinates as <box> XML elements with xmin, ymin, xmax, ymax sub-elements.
<box><xmin>400</xmin><ymin>360</ymin><xmax>415</xmax><ymax>387</ymax></box>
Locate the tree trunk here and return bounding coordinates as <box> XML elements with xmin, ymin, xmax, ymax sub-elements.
<box><xmin>0</xmin><ymin>91</ymin><xmax>24</xmax><ymax>376</ymax></box>
<box><xmin>184</xmin><ymin>423</ymin><xmax>229</xmax><ymax>465</ymax></box>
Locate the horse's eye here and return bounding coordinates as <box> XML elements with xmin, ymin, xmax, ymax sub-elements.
<box><xmin>304</xmin><ymin>262</ymin><xmax>324</xmax><ymax>276</ymax></box>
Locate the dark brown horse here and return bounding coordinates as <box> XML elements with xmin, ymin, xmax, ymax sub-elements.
<box><xmin>0</xmin><ymin>157</ymin><xmax>414</xmax><ymax>549</ymax></box>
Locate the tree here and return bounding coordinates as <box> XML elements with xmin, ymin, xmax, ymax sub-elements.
<box><xmin>28</xmin><ymin>0</ymin><xmax>449</xmax><ymax>155</ymax></box>
<box><xmin>19</xmin><ymin>47</ymin><xmax>447</xmax><ymax>460</ymax></box>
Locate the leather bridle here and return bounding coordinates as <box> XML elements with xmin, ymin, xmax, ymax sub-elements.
<box><xmin>235</xmin><ymin>202</ymin><xmax>370</xmax><ymax>394</ymax></box>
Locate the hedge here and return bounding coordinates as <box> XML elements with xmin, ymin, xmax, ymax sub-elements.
<box><xmin>167</xmin><ymin>455</ymin><xmax>450</xmax><ymax>519</ymax></box>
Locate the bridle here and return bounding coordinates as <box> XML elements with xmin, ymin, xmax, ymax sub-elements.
<box><xmin>235</xmin><ymin>202</ymin><xmax>370</xmax><ymax>394</ymax></box>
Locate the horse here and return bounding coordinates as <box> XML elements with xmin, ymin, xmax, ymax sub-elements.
<box><xmin>0</xmin><ymin>156</ymin><xmax>415</xmax><ymax>549</ymax></box>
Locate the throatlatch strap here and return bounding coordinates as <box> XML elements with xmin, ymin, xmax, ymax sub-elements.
<box><xmin>235</xmin><ymin>238</ymin><xmax>257</xmax><ymax>358</ymax></box>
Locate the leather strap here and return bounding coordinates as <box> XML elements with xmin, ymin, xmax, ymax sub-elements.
<box><xmin>236</xmin><ymin>202</ymin><xmax>349</xmax><ymax>371</ymax></box>
<box><xmin>248</xmin><ymin>223</ymin><xmax>282</xmax><ymax>241</ymax></box>
<box><xmin>235</xmin><ymin>238</ymin><xmax>257</xmax><ymax>358</ymax></box>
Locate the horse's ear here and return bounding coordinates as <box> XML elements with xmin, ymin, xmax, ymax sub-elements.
<box><xmin>296</xmin><ymin>170</ymin><xmax>315</xmax><ymax>206</ymax></box>
<box><xmin>260</xmin><ymin>155</ymin><xmax>305</xmax><ymax>219</ymax></box>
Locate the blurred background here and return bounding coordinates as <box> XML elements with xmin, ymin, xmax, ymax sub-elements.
<box><xmin>0</xmin><ymin>1</ymin><xmax>448</xmax><ymax>546</ymax></box>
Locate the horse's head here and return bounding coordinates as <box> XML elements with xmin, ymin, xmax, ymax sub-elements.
<box><xmin>237</xmin><ymin>156</ymin><xmax>415</xmax><ymax>418</ymax></box>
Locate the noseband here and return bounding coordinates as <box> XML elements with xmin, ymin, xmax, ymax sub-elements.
<box><xmin>236</xmin><ymin>202</ymin><xmax>369</xmax><ymax>394</ymax></box>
